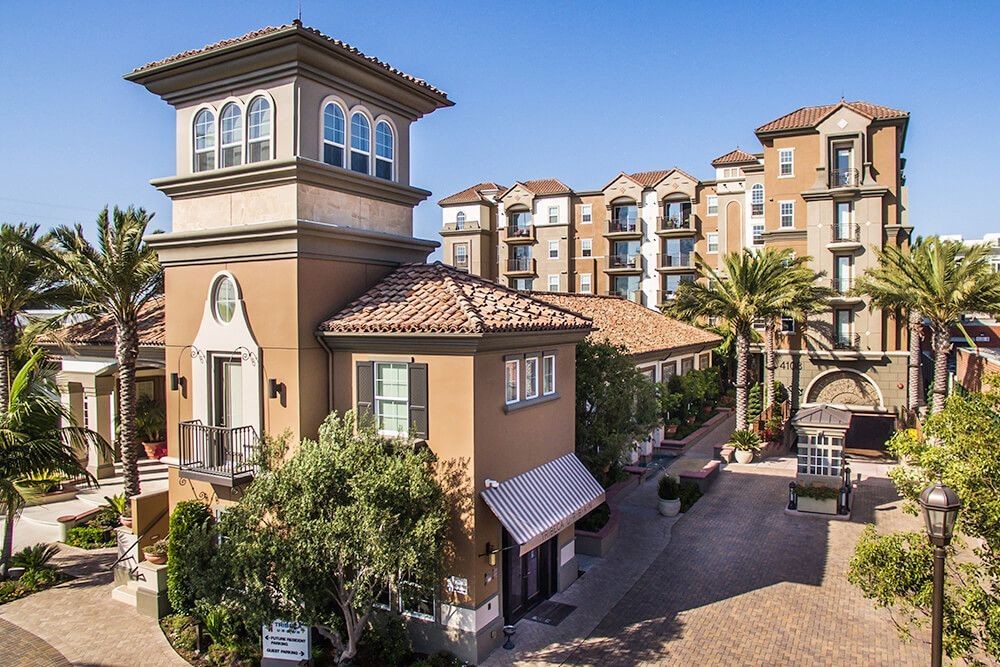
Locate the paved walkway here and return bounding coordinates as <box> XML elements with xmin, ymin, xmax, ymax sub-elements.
<box><xmin>487</xmin><ymin>416</ymin><xmax>929</xmax><ymax>666</ymax></box>
<box><xmin>0</xmin><ymin>547</ymin><xmax>186</xmax><ymax>667</ymax></box>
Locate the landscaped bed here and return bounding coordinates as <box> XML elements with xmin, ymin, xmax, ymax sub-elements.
<box><xmin>0</xmin><ymin>544</ymin><xmax>70</xmax><ymax>605</ymax></box>
<box><xmin>62</xmin><ymin>495</ymin><xmax>127</xmax><ymax>549</ymax></box>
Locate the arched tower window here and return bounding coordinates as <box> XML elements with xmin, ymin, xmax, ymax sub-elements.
<box><xmin>193</xmin><ymin>109</ymin><xmax>215</xmax><ymax>172</ymax></box>
<box><xmin>456</xmin><ymin>211</ymin><xmax>466</xmax><ymax>229</ymax></box>
<box><xmin>323</xmin><ymin>103</ymin><xmax>346</xmax><ymax>167</ymax></box>
<box><xmin>246</xmin><ymin>97</ymin><xmax>271</xmax><ymax>163</ymax></box>
<box><xmin>751</xmin><ymin>184</ymin><xmax>764</xmax><ymax>217</ymax></box>
<box><xmin>350</xmin><ymin>112</ymin><xmax>371</xmax><ymax>174</ymax></box>
<box><xmin>220</xmin><ymin>102</ymin><xmax>243</xmax><ymax>168</ymax></box>
<box><xmin>375</xmin><ymin>120</ymin><xmax>394</xmax><ymax>180</ymax></box>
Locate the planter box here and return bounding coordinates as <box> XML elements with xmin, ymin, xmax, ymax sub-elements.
<box><xmin>796</xmin><ymin>495</ymin><xmax>838</xmax><ymax>515</ymax></box>
<box><xmin>575</xmin><ymin>511</ymin><xmax>620</xmax><ymax>558</ymax></box>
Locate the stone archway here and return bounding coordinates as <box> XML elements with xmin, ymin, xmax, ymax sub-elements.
<box><xmin>805</xmin><ymin>370</ymin><xmax>881</xmax><ymax>407</ymax></box>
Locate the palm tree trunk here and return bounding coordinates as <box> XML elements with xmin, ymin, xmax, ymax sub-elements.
<box><xmin>0</xmin><ymin>314</ymin><xmax>16</xmax><ymax>412</ymax></box>
<box><xmin>116</xmin><ymin>322</ymin><xmax>141</xmax><ymax>499</ymax></box>
<box><xmin>763</xmin><ymin>318</ymin><xmax>776</xmax><ymax>410</ymax></box>
<box><xmin>735</xmin><ymin>328</ymin><xmax>750</xmax><ymax>430</ymax></box>
<box><xmin>1</xmin><ymin>505</ymin><xmax>16</xmax><ymax>579</ymax></box>
<box><xmin>931</xmin><ymin>322</ymin><xmax>950</xmax><ymax>414</ymax></box>
<box><xmin>907</xmin><ymin>309</ymin><xmax>923</xmax><ymax>414</ymax></box>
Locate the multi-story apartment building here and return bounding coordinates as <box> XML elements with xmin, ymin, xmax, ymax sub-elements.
<box><xmin>441</xmin><ymin>100</ymin><xmax>914</xmax><ymax>416</ymax></box>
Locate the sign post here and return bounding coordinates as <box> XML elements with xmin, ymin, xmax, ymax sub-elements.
<box><xmin>261</xmin><ymin>620</ymin><xmax>311</xmax><ymax>666</ymax></box>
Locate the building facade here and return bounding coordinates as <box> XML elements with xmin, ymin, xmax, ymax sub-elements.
<box><xmin>128</xmin><ymin>22</ymin><xmax>608</xmax><ymax>664</ymax></box>
<box><xmin>440</xmin><ymin>101</ymin><xmax>914</xmax><ymax>416</ymax></box>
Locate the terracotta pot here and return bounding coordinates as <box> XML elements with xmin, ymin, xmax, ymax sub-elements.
<box><xmin>664</xmin><ymin>424</ymin><xmax>679</xmax><ymax>436</ymax></box>
<box><xmin>734</xmin><ymin>449</ymin><xmax>755</xmax><ymax>464</ymax></box>
<box><xmin>120</xmin><ymin>516</ymin><xmax>133</xmax><ymax>529</ymax></box>
<box><xmin>144</xmin><ymin>553</ymin><xmax>167</xmax><ymax>565</ymax></box>
<box><xmin>142</xmin><ymin>440</ymin><xmax>167</xmax><ymax>460</ymax></box>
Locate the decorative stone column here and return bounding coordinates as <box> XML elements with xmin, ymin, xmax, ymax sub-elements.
<box><xmin>83</xmin><ymin>375</ymin><xmax>118</xmax><ymax>479</ymax></box>
<box><xmin>58</xmin><ymin>380</ymin><xmax>87</xmax><ymax>466</ymax></box>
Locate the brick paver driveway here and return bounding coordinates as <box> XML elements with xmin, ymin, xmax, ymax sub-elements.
<box><xmin>559</xmin><ymin>462</ymin><xmax>928</xmax><ymax>666</ymax></box>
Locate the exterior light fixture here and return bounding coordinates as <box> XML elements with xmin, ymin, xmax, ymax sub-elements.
<box><xmin>919</xmin><ymin>481</ymin><xmax>961</xmax><ymax>667</ymax></box>
<box><xmin>170</xmin><ymin>373</ymin><xmax>180</xmax><ymax>391</ymax></box>
<box><xmin>268</xmin><ymin>378</ymin><xmax>280</xmax><ymax>399</ymax></box>
<box><xmin>482</xmin><ymin>542</ymin><xmax>499</xmax><ymax>567</ymax></box>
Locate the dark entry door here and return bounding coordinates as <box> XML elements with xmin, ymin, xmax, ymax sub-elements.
<box><xmin>502</xmin><ymin>534</ymin><xmax>556</xmax><ymax>623</ymax></box>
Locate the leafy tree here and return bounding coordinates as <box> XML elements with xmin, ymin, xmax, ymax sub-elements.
<box><xmin>853</xmin><ymin>237</ymin><xmax>1000</xmax><ymax>414</ymax></box>
<box><xmin>575</xmin><ymin>340</ymin><xmax>660</xmax><ymax>485</ymax></box>
<box><xmin>0</xmin><ymin>223</ymin><xmax>72</xmax><ymax>410</ymax></box>
<box><xmin>166</xmin><ymin>500</ymin><xmax>217</xmax><ymax>614</ymax></box>
<box><xmin>669</xmin><ymin>248</ymin><xmax>830</xmax><ymax>430</ymax></box>
<box><xmin>219</xmin><ymin>411</ymin><xmax>449</xmax><ymax>664</ymax></box>
<box><xmin>0</xmin><ymin>351</ymin><xmax>105</xmax><ymax>577</ymax></box>
<box><xmin>52</xmin><ymin>207</ymin><xmax>162</xmax><ymax>498</ymax></box>
<box><xmin>848</xmin><ymin>381</ymin><xmax>1000</xmax><ymax>663</ymax></box>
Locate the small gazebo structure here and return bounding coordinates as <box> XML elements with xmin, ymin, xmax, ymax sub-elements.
<box><xmin>790</xmin><ymin>405</ymin><xmax>852</xmax><ymax>514</ymax></box>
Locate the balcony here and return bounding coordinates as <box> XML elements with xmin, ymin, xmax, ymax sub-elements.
<box><xmin>505</xmin><ymin>225</ymin><xmax>535</xmax><ymax>243</ymax></box>
<box><xmin>441</xmin><ymin>220</ymin><xmax>482</xmax><ymax>235</ymax></box>
<box><xmin>833</xmin><ymin>333</ymin><xmax>861</xmax><ymax>351</ymax></box>
<box><xmin>178</xmin><ymin>420</ymin><xmax>258</xmax><ymax>487</ymax></box>
<box><xmin>605</xmin><ymin>219</ymin><xmax>643</xmax><ymax>239</ymax></box>
<box><xmin>609</xmin><ymin>288</ymin><xmax>644</xmax><ymax>305</ymax></box>
<box><xmin>505</xmin><ymin>257</ymin><xmax>536</xmax><ymax>275</ymax></box>
<box><xmin>830</xmin><ymin>278</ymin><xmax>864</xmax><ymax>303</ymax></box>
<box><xmin>607</xmin><ymin>253</ymin><xmax>642</xmax><ymax>273</ymax></box>
<box><xmin>829</xmin><ymin>168</ymin><xmax>860</xmax><ymax>189</ymax></box>
<box><xmin>657</xmin><ymin>254</ymin><xmax>695</xmax><ymax>272</ymax></box>
<box><xmin>656</xmin><ymin>216</ymin><xmax>695</xmax><ymax>236</ymax></box>
<box><xmin>828</xmin><ymin>222</ymin><xmax>862</xmax><ymax>251</ymax></box>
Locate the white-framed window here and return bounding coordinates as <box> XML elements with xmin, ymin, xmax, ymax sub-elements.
<box><xmin>796</xmin><ymin>434</ymin><xmax>843</xmax><ymax>477</ymax></box>
<box><xmin>220</xmin><ymin>102</ymin><xmax>243</xmax><ymax>168</ymax></box>
<box><xmin>751</xmin><ymin>184</ymin><xmax>764</xmax><ymax>217</ymax></box>
<box><xmin>455</xmin><ymin>211</ymin><xmax>467</xmax><ymax>229</ymax></box>
<box><xmin>581</xmin><ymin>204</ymin><xmax>592</xmax><ymax>223</ymax></box>
<box><xmin>547</xmin><ymin>274</ymin><xmax>559</xmax><ymax>292</ymax></box>
<box><xmin>752</xmin><ymin>223</ymin><xmax>764</xmax><ymax>245</ymax></box>
<box><xmin>699</xmin><ymin>352</ymin><xmax>711</xmax><ymax>369</ymax></box>
<box><xmin>779</xmin><ymin>148</ymin><xmax>794</xmax><ymax>177</ymax></box>
<box><xmin>350</xmin><ymin>112</ymin><xmax>371</xmax><ymax>174</ymax></box>
<box><xmin>375</xmin><ymin>120</ymin><xmax>394</xmax><ymax>180</ymax></box>
<box><xmin>322</xmin><ymin>103</ymin><xmax>346</xmax><ymax>167</ymax></box>
<box><xmin>543</xmin><ymin>354</ymin><xmax>556</xmax><ymax>395</ymax></box>
<box><xmin>246</xmin><ymin>96</ymin><xmax>271</xmax><ymax>163</ymax></box>
<box><xmin>193</xmin><ymin>108</ymin><xmax>216</xmax><ymax>172</ymax></box>
<box><xmin>374</xmin><ymin>362</ymin><xmax>409</xmax><ymax>436</ymax></box>
<box><xmin>548</xmin><ymin>240</ymin><xmax>559</xmax><ymax>259</ymax></box>
<box><xmin>707</xmin><ymin>232</ymin><xmax>719</xmax><ymax>253</ymax></box>
<box><xmin>504</xmin><ymin>359</ymin><xmax>519</xmax><ymax>405</ymax></box>
<box><xmin>398</xmin><ymin>580</ymin><xmax>435</xmax><ymax>621</ymax></box>
<box><xmin>453</xmin><ymin>243</ymin><xmax>468</xmax><ymax>268</ymax></box>
<box><xmin>680</xmin><ymin>357</ymin><xmax>694</xmax><ymax>375</ymax></box>
<box><xmin>707</xmin><ymin>196</ymin><xmax>718</xmax><ymax>216</ymax></box>
<box><xmin>548</xmin><ymin>206</ymin><xmax>558</xmax><ymax>224</ymax></box>
<box><xmin>525</xmin><ymin>357</ymin><xmax>539</xmax><ymax>399</ymax></box>
<box><xmin>581</xmin><ymin>239</ymin><xmax>592</xmax><ymax>257</ymax></box>
<box><xmin>707</xmin><ymin>315</ymin><xmax>718</xmax><ymax>327</ymax></box>
<box><xmin>723</xmin><ymin>167</ymin><xmax>742</xmax><ymax>179</ymax></box>
<box><xmin>212</xmin><ymin>275</ymin><xmax>238</xmax><ymax>324</ymax></box>
<box><xmin>781</xmin><ymin>314</ymin><xmax>796</xmax><ymax>333</ymax></box>
<box><xmin>580</xmin><ymin>273</ymin><xmax>592</xmax><ymax>294</ymax></box>
<box><xmin>779</xmin><ymin>200</ymin><xmax>794</xmax><ymax>228</ymax></box>
<box><xmin>661</xmin><ymin>360</ymin><xmax>677</xmax><ymax>378</ymax></box>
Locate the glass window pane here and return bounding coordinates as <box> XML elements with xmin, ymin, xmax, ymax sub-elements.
<box><xmin>324</xmin><ymin>144</ymin><xmax>344</xmax><ymax>167</ymax></box>
<box><xmin>324</xmin><ymin>104</ymin><xmax>345</xmax><ymax>145</ymax></box>
<box><xmin>505</xmin><ymin>361</ymin><xmax>519</xmax><ymax>403</ymax></box>
<box><xmin>375</xmin><ymin>121</ymin><xmax>393</xmax><ymax>159</ymax></box>
<box><xmin>351</xmin><ymin>113</ymin><xmax>370</xmax><ymax>151</ymax></box>
<box><xmin>351</xmin><ymin>151</ymin><xmax>369</xmax><ymax>174</ymax></box>
<box><xmin>376</xmin><ymin>158</ymin><xmax>392</xmax><ymax>180</ymax></box>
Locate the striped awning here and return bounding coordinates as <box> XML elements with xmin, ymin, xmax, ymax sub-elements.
<box><xmin>481</xmin><ymin>453</ymin><xmax>606</xmax><ymax>556</ymax></box>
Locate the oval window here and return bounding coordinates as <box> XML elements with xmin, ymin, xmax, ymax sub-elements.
<box><xmin>213</xmin><ymin>276</ymin><xmax>237</xmax><ymax>324</ymax></box>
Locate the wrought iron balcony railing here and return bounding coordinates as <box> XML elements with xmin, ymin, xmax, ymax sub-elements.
<box><xmin>833</xmin><ymin>333</ymin><xmax>861</xmax><ymax>351</ymax></box>
<box><xmin>831</xmin><ymin>278</ymin><xmax>854</xmax><ymax>295</ymax></box>
<box><xmin>832</xmin><ymin>222</ymin><xmax>861</xmax><ymax>243</ymax></box>
<box><xmin>506</xmin><ymin>257</ymin><xmax>535</xmax><ymax>273</ymax></box>
<box><xmin>443</xmin><ymin>220</ymin><xmax>481</xmax><ymax>232</ymax></box>
<box><xmin>830</xmin><ymin>168</ymin><xmax>860</xmax><ymax>188</ymax></box>
<box><xmin>178</xmin><ymin>420</ymin><xmax>258</xmax><ymax>486</ymax></box>
<box><xmin>658</xmin><ymin>216</ymin><xmax>693</xmax><ymax>232</ymax></box>
<box><xmin>609</xmin><ymin>253</ymin><xmax>641</xmax><ymax>269</ymax></box>
<box><xmin>607</xmin><ymin>220</ymin><xmax>641</xmax><ymax>235</ymax></box>
<box><xmin>505</xmin><ymin>225</ymin><xmax>533</xmax><ymax>240</ymax></box>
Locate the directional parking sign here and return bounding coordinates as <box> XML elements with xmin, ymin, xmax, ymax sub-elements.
<box><xmin>262</xmin><ymin>620</ymin><xmax>310</xmax><ymax>663</ymax></box>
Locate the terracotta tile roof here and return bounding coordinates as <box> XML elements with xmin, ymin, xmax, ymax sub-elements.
<box><xmin>55</xmin><ymin>296</ymin><xmax>165</xmax><ymax>347</ymax></box>
<box><xmin>755</xmin><ymin>100</ymin><xmax>908</xmax><ymax>134</ymax></box>
<box><xmin>438</xmin><ymin>182</ymin><xmax>506</xmax><ymax>206</ymax></box>
<box><xmin>128</xmin><ymin>21</ymin><xmax>449</xmax><ymax>100</ymax></box>
<box><xmin>319</xmin><ymin>262</ymin><xmax>592</xmax><ymax>335</ymax></box>
<box><xmin>711</xmin><ymin>149</ymin><xmax>759</xmax><ymax>167</ymax></box>
<box><xmin>627</xmin><ymin>170</ymin><xmax>673</xmax><ymax>187</ymax></box>
<box><xmin>528</xmin><ymin>292</ymin><xmax>720</xmax><ymax>358</ymax></box>
<box><xmin>503</xmin><ymin>178</ymin><xmax>572</xmax><ymax>198</ymax></box>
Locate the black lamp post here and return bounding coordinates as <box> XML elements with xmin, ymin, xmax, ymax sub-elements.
<box><xmin>918</xmin><ymin>482</ymin><xmax>961</xmax><ymax>667</ymax></box>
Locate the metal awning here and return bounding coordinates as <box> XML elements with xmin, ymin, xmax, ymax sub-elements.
<box><xmin>481</xmin><ymin>453</ymin><xmax>605</xmax><ymax>556</ymax></box>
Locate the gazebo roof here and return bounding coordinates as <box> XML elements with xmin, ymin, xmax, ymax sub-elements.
<box><xmin>792</xmin><ymin>404</ymin><xmax>853</xmax><ymax>429</ymax></box>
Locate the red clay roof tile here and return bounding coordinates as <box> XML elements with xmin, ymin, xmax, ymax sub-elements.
<box><xmin>710</xmin><ymin>149</ymin><xmax>759</xmax><ymax>167</ymax></box>
<box><xmin>755</xmin><ymin>100</ymin><xmax>908</xmax><ymax>134</ymax></box>
<box><xmin>437</xmin><ymin>182</ymin><xmax>507</xmax><ymax>206</ymax></box>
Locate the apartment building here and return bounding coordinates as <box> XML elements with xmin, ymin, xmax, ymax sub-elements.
<box><xmin>127</xmin><ymin>22</ymin><xmax>608</xmax><ymax>664</ymax></box>
<box><xmin>441</xmin><ymin>100</ymin><xmax>914</xmax><ymax>415</ymax></box>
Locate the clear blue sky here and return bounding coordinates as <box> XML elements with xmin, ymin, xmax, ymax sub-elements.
<box><xmin>2</xmin><ymin>1</ymin><xmax>998</xmax><ymax>250</ymax></box>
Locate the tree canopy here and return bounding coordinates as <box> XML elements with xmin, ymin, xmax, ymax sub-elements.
<box><xmin>848</xmin><ymin>380</ymin><xmax>1000</xmax><ymax>663</ymax></box>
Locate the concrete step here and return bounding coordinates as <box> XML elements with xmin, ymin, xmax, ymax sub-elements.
<box><xmin>111</xmin><ymin>583</ymin><xmax>137</xmax><ymax>607</ymax></box>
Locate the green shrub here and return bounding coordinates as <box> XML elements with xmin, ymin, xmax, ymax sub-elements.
<box><xmin>795</xmin><ymin>483</ymin><xmax>839</xmax><ymax>500</ymax></box>
<box><xmin>412</xmin><ymin>651</ymin><xmax>464</xmax><ymax>667</ymax></box>
<box><xmin>748</xmin><ymin>383</ymin><xmax>763</xmax><ymax>421</ymax></box>
<box><xmin>64</xmin><ymin>525</ymin><xmax>116</xmax><ymax>549</ymax></box>
<box><xmin>678</xmin><ymin>480</ymin><xmax>703</xmax><ymax>512</ymax></box>
<box><xmin>160</xmin><ymin>614</ymin><xmax>198</xmax><ymax>653</ymax></box>
<box><xmin>89</xmin><ymin>507</ymin><xmax>120</xmax><ymax>531</ymax></box>
<box><xmin>104</xmin><ymin>493</ymin><xmax>128</xmax><ymax>518</ymax></box>
<box><xmin>0</xmin><ymin>568</ymin><xmax>64</xmax><ymax>605</ymax></box>
<box><xmin>575</xmin><ymin>503</ymin><xmax>610</xmax><ymax>533</ymax></box>
<box><xmin>12</xmin><ymin>543</ymin><xmax>59</xmax><ymax>571</ymax></box>
<box><xmin>360</xmin><ymin>613</ymin><xmax>412</xmax><ymax>666</ymax></box>
<box><xmin>0</xmin><ymin>580</ymin><xmax>20</xmax><ymax>604</ymax></box>
<box><xmin>658</xmin><ymin>475</ymin><xmax>680</xmax><ymax>500</ymax></box>
<box><xmin>167</xmin><ymin>501</ymin><xmax>215</xmax><ymax>615</ymax></box>
<box><xmin>729</xmin><ymin>429</ymin><xmax>761</xmax><ymax>452</ymax></box>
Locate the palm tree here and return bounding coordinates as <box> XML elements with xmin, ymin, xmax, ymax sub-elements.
<box><xmin>760</xmin><ymin>257</ymin><xmax>835</xmax><ymax>409</ymax></box>
<box><xmin>1</xmin><ymin>351</ymin><xmax>106</xmax><ymax>577</ymax></box>
<box><xmin>0</xmin><ymin>224</ymin><xmax>72</xmax><ymax>411</ymax></box>
<box><xmin>52</xmin><ymin>207</ymin><xmax>162</xmax><ymax>498</ymax></box>
<box><xmin>853</xmin><ymin>237</ymin><xmax>1000</xmax><ymax>414</ymax></box>
<box><xmin>670</xmin><ymin>248</ymin><xmax>830</xmax><ymax>430</ymax></box>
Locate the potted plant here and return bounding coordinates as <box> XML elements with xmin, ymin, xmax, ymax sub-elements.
<box><xmin>657</xmin><ymin>475</ymin><xmax>681</xmax><ymax>516</ymax></box>
<box><xmin>794</xmin><ymin>483</ymin><xmax>840</xmax><ymax>515</ymax></box>
<box><xmin>663</xmin><ymin>421</ymin><xmax>679</xmax><ymax>437</ymax></box>
<box><xmin>135</xmin><ymin>395</ymin><xmax>166</xmax><ymax>460</ymax></box>
<box><xmin>729</xmin><ymin>429</ymin><xmax>761</xmax><ymax>464</ymax></box>
<box><xmin>143</xmin><ymin>538</ymin><xmax>168</xmax><ymax>565</ymax></box>
<box><xmin>104</xmin><ymin>494</ymin><xmax>132</xmax><ymax>528</ymax></box>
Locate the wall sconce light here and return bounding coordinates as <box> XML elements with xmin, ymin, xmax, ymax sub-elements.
<box><xmin>268</xmin><ymin>378</ymin><xmax>280</xmax><ymax>399</ymax></box>
<box><xmin>482</xmin><ymin>542</ymin><xmax>499</xmax><ymax>567</ymax></box>
<box><xmin>170</xmin><ymin>373</ymin><xmax>180</xmax><ymax>391</ymax></box>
